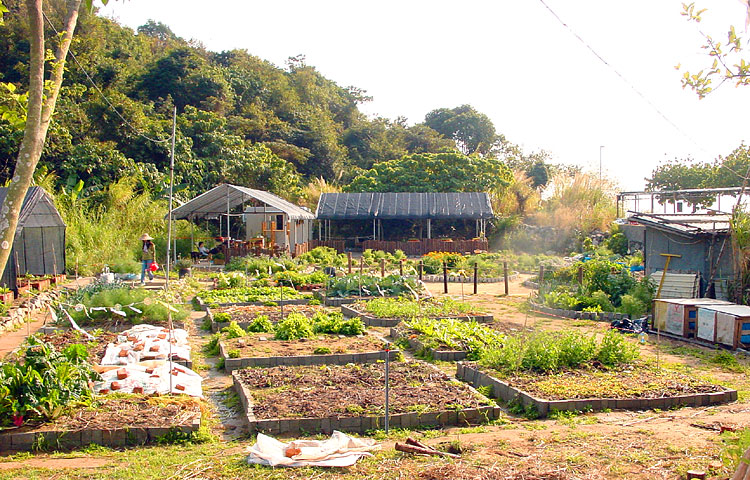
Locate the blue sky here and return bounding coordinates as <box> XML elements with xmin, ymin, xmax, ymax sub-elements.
<box><xmin>100</xmin><ymin>0</ymin><xmax>750</xmax><ymax>190</ymax></box>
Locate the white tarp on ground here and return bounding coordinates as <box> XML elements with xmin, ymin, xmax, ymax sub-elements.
<box><xmin>246</xmin><ymin>431</ymin><xmax>380</xmax><ymax>467</ymax></box>
<box><xmin>92</xmin><ymin>360</ymin><xmax>203</xmax><ymax>398</ymax></box>
<box><xmin>100</xmin><ymin>324</ymin><xmax>191</xmax><ymax>365</ymax></box>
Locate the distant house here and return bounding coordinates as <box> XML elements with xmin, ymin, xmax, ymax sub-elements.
<box><xmin>0</xmin><ymin>187</ymin><xmax>66</xmax><ymax>292</ymax></box>
<box><xmin>622</xmin><ymin>212</ymin><xmax>733</xmax><ymax>299</ymax></box>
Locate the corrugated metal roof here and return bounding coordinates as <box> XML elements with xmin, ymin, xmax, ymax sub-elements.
<box><xmin>170</xmin><ymin>184</ymin><xmax>314</xmax><ymax>221</ymax></box>
<box><xmin>0</xmin><ymin>187</ymin><xmax>65</xmax><ymax>232</ymax></box>
<box><xmin>316</xmin><ymin>192</ymin><xmax>494</xmax><ymax>220</ymax></box>
<box><xmin>650</xmin><ymin>271</ymin><xmax>700</xmax><ymax>299</ymax></box>
<box><xmin>628</xmin><ymin>212</ymin><xmax>730</xmax><ymax>236</ymax></box>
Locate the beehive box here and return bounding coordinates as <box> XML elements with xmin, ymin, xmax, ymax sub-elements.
<box><xmin>695</xmin><ymin>304</ymin><xmax>750</xmax><ymax>349</ymax></box>
<box><xmin>653</xmin><ymin>299</ymin><xmax>732</xmax><ymax>338</ymax></box>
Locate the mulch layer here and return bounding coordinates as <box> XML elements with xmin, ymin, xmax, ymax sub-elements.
<box><xmin>14</xmin><ymin>396</ymin><xmax>201</xmax><ymax>433</ymax></box>
<box><xmin>418</xmin><ymin>462</ymin><xmax>602</xmax><ymax>480</ymax></box>
<box><xmin>486</xmin><ymin>363</ymin><xmax>724</xmax><ymax>400</ymax></box>
<box><xmin>224</xmin><ymin>333</ymin><xmax>385</xmax><ymax>357</ymax></box>
<box><xmin>216</xmin><ymin>304</ymin><xmax>332</xmax><ymax>323</ymax></box>
<box><xmin>235</xmin><ymin>361</ymin><xmax>490</xmax><ymax>419</ymax></box>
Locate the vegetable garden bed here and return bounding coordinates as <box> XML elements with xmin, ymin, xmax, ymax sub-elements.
<box><xmin>219</xmin><ymin>333</ymin><xmax>397</xmax><ymax>371</ymax></box>
<box><xmin>390</xmin><ymin>317</ymin><xmax>504</xmax><ymax>361</ymax></box>
<box><xmin>232</xmin><ymin>362</ymin><xmax>500</xmax><ymax>434</ymax></box>
<box><xmin>195</xmin><ymin>286</ymin><xmax>307</xmax><ymax>307</ymax></box>
<box><xmin>390</xmin><ymin>327</ymin><xmax>468</xmax><ymax>361</ymax></box>
<box><xmin>206</xmin><ymin>304</ymin><xmax>332</xmax><ymax>332</ymax></box>
<box><xmin>0</xmin><ymin>396</ymin><xmax>202</xmax><ymax>451</ymax></box>
<box><xmin>456</xmin><ymin>362</ymin><xmax>737</xmax><ymax>417</ymax></box>
<box><xmin>342</xmin><ymin>296</ymin><xmax>492</xmax><ymax>327</ymax></box>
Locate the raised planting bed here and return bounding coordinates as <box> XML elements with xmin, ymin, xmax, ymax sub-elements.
<box><xmin>456</xmin><ymin>362</ymin><xmax>737</xmax><ymax>417</ymax></box>
<box><xmin>0</xmin><ymin>396</ymin><xmax>202</xmax><ymax>451</ymax></box>
<box><xmin>39</xmin><ymin>329</ymin><xmax>120</xmax><ymax>363</ymax></box>
<box><xmin>528</xmin><ymin>300</ymin><xmax>645</xmax><ymax>323</ymax></box>
<box><xmin>206</xmin><ymin>304</ymin><xmax>333</xmax><ymax>332</ymax></box>
<box><xmin>342</xmin><ymin>296</ymin><xmax>492</xmax><ymax>327</ymax></box>
<box><xmin>390</xmin><ymin>317</ymin><xmax>504</xmax><ymax>362</ymax></box>
<box><xmin>219</xmin><ymin>333</ymin><xmax>397</xmax><ymax>372</ymax></box>
<box><xmin>233</xmin><ymin>361</ymin><xmax>501</xmax><ymax>435</ymax></box>
<box><xmin>196</xmin><ymin>286</ymin><xmax>306</xmax><ymax>307</ymax></box>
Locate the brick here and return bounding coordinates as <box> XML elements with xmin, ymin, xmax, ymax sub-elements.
<box><xmin>320</xmin><ymin>418</ymin><xmax>331</xmax><ymax>434</ymax></box>
<box><xmin>300</xmin><ymin>418</ymin><xmax>322</xmax><ymax>434</ymax></box>
<box><xmin>11</xmin><ymin>432</ymin><xmax>35</xmax><ymax>449</ymax></box>
<box><xmin>288</xmin><ymin>419</ymin><xmax>301</xmax><ymax>433</ymax></box>
<box><xmin>439</xmin><ymin>410</ymin><xmax>458</xmax><ymax>426</ymax></box>
<box><xmin>418</xmin><ymin>412</ymin><xmax>440</xmax><ymax>427</ymax></box>
<box><xmin>0</xmin><ymin>434</ymin><xmax>11</xmax><ymax>451</ymax></box>
<box><xmin>147</xmin><ymin>427</ymin><xmax>170</xmax><ymax>441</ymax></box>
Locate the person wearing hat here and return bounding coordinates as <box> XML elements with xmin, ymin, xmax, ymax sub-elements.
<box><xmin>140</xmin><ymin>234</ymin><xmax>156</xmax><ymax>285</ymax></box>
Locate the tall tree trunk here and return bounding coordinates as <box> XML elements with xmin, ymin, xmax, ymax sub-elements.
<box><xmin>0</xmin><ymin>0</ymin><xmax>81</xmax><ymax>280</ymax></box>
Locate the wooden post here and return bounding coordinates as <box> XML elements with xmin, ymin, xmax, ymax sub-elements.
<box><xmin>577</xmin><ymin>265</ymin><xmax>583</xmax><ymax>285</ymax></box>
<box><xmin>443</xmin><ymin>261</ymin><xmax>448</xmax><ymax>294</ymax></box>
<box><xmin>347</xmin><ymin>252</ymin><xmax>352</xmax><ymax>274</ymax></box>
<box><xmin>399</xmin><ymin>259</ymin><xmax>404</xmax><ymax>276</ymax></box>
<box><xmin>380</xmin><ymin>258</ymin><xmax>385</xmax><ymax>278</ymax></box>
<box><xmin>504</xmin><ymin>261</ymin><xmax>509</xmax><ymax>296</ymax></box>
<box><xmin>359</xmin><ymin>256</ymin><xmax>364</xmax><ymax>274</ymax></box>
<box><xmin>539</xmin><ymin>265</ymin><xmax>545</xmax><ymax>284</ymax></box>
<box><xmin>473</xmin><ymin>263</ymin><xmax>478</xmax><ymax>295</ymax></box>
<box><xmin>419</xmin><ymin>261</ymin><xmax>423</xmax><ymax>281</ymax></box>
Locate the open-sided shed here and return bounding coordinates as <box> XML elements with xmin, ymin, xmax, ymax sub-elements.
<box><xmin>0</xmin><ymin>187</ymin><xmax>66</xmax><ymax>291</ymax></box>
<box><xmin>170</xmin><ymin>184</ymin><xmax>314</xmax><ymax>257</ymax></box>
<box><xmin>315</xmin><ymin>192</ymin><xmax>493</xmax><ymax>254</ymax></box>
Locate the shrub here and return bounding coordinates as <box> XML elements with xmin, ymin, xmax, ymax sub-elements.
<box><xmin>297</xmin><ymin>247</ymin><xmax>346</xmax><ymax>267</ymax></box>
<box><xmin>221</xmin><ymin>321</ymin><xmax>246</xmax><ymax>339</ymax></box>
<box><xmin>311</xmin><ymin>311</ymin><xmax>366</xmax><ymax>336</ymax></box>
<box><xmin>274</xmin><ymin>312</ymin><xmax>314</xmax><ymax>340</ymax></box>
<box><xmin>589</xmin><ymin>290</ymin><xmax>614</xmax><ymax>312</ymax></box>
<box><xmin>313</xmin><ymin>347</ymin><xmax>332</xmax><ymax>355</ymax></box>
<box><xmin>216</xmin><ymin>272</ymin><xmax>246</xmax><ymax>289</ymax></box>
<box><xmin>247</xmin><ymin>315</ymin><xmax>273</xmax><ymax>333</ymax></box>
<box><xmin>607</xmin><ymin>232</ymin><xmax>628</xmax><ymax>256</ymax></box>
<box><xmin>618</xmin><ymin>294</ymin><xmax>647</xmax><ymax>317</ymax></box>
<box><xmin>596</xmin><ymin>330</ymin><xmax>639</xmax><ymax>366</ymax></box>
<box><xmin>227</xmin><ymin>349</ymin><xmax>241</xmax><ymax>358</ymax></box>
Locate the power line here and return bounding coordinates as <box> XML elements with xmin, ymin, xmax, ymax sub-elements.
<box><xmin>42</xmin><ymin>11</ymin><xmax>171</xmax><ymax>145</ymax></box>
<box><xmin>536</xmin><ymin>0</ymin><xmax>706</xmax><ymax>152</ymax></box>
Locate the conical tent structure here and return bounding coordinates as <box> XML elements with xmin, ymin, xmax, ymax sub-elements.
<box><xmin>0</xmin><ymin>187</ymin><xmax>66</xmax><ymax>292</ymax></box>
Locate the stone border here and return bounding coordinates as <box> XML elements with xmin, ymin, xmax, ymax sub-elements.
<box><xmin>340</xmin><ymin>304</ymin><xmax>493</xmax><ymax>327</ymax></box>
<box><xmin>232</xmin><ymin>371</ymin><xmax>501</xmax><ymax>435</ymax></box>
<box><xmin>0</xmin><ymin>415</ymin><xmax>201</xmax><ymax>451</ymax></box>
<box><xmin>390</xmin><ymin>327</ymin><xmax>467</xmax><ymax>362</ymax></box>
<box><xmin>456</xmin><ymin>362</ymin><xmax>738</xmax><ymax>417</ymax></box>
<box><xmin>220</xmin><ymin>339</ymin><xmax>399</xmax><ymax>372</ymax></box>
<box><xmin>312</xmin><ymin>290</ymin><xmax>360</xmax><ymax>307</ymax></box>
<box><xmin>420</xmin><ymin>272</ymin><xmax>520</xmax><ymax>284</ymax></box>
<box><xmin>0</xmin><ymin>290</ymin><xmax>64</xmax><ymax>336</ymax></box>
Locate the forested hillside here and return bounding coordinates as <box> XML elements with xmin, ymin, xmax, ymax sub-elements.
<box><xmin>0</xmin><ymin>0</ymin><xmax>525</xmax><ymax>202</ymax></box>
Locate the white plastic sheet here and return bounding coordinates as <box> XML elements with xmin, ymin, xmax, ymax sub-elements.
<box><xmin>100</xmin><ymin>324</ymin><xmax>191</xmax><ymax>365</ymax></box>
<box><xmin>92</xmin><ymin>360</ymin><xmax>203</xmax><ymax>398</ymax></box>
<box><xmin>246</xmin><ymin>431</ymin><xmax>379</xmax><ymax>467</ymax></box>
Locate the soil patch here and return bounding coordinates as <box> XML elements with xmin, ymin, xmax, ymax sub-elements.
<box><xmin>0</xmin><ymin>457</ymin><xmax>111</xmax><ymax>470</ymax></box>
<box><xmin>224</xmin><ymin>332</ymin><xmax>384</xmax><ymax>356</ymax></box>
<box><xmin>235</xmin><ymin>361</ymin><xmax>490</xmax><ymax>419</ymax></box>
<box><xmin>38</xmin><ymin>330</ymin><xmax>119</xmax><ymax>362</ymax></box>
<box><xmin>15</xmin><ymin>396</ymin><xmax>201</xmax><ymax>432</ymax></box>
<box><xmin>418</xmin><ymin>461</ymin><xmax>599</xmax><ymax>480</ymax></box>
<box><xmin>484</xmin><ymin>363</ymin><xmax>724</xmax><ymax>400</ymax></box>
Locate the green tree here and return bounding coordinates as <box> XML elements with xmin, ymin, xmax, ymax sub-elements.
<box><xmin>424</xmin><ymin>104</ymin><xmax>499</xmax><ymax>155</ymax></box>
<box><xmin>345</xmin><ymin>151</ymin><xmax>512</xmax><ymax>193</ymax></box>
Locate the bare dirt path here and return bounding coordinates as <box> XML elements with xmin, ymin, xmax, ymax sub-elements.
<box><xmin>0</xmin><ymin>277</ymin><xmax>95</xmax><ymax>359</ymax></box>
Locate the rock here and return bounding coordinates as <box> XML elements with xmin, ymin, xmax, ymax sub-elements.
<box><xmin>258</xmin><ymin>337</ymin><xmax>268</xmax><ymax>341</ymax></box>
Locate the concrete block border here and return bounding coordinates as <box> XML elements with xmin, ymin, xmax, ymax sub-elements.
<box><xmin>390</xmin><ymin>327</ymin><xmax>467</xmax><ymax>362</ymax></box>
<box><xmin>195</xmin><ymin>296</ymin><xmax>310</xmax><ymax>315</ymax></box>
<box><xmin>420</xmin><ymin>272</ymin><xmax>519</xmax><ymax>284</ymax></box>
<box><xmin>220</xmin><ymin>340</ymin><xmax>399</xmax><ymax>372</ymax></box>
<box><xmin>341</xmin><ymin>304</ymin><xmax>493</xmax><ymax>327</ymax></box>
<box><xmin>232</xmin><ymin>371</ymin><xmax>501</xmax><ymax>435</ymax></box>
<box><xmin>455</xmin><ymin>362</ymin><xmax>738</xmax><ymax>418</ymax></box>
<box><xmin>312</xmin><ymin>290</ymin><xmax>361</xmax><ymax>307</ymax></box>
<box><xmin>0</xmin><ymin>416</ymin><xmax>201</xmax><ymax>452</ymax></box>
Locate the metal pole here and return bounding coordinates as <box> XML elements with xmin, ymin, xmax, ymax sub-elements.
<box><xmin>384</xmin><ymin>347</ymin><xmax>390</xmax><ymax>433</ymax></box>
<box><xmin>166</xmin><ymin>106</ymin><xmax>176</xmax><ymax>290</ymax></box>
<box><xmin>419</xmin><ymin>261</ymin><xmax>423</xmax><ymax>282</ymax></box>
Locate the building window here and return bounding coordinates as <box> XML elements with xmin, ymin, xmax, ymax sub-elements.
<box><xmin>276</xmin><ymin>214</ymin><xmax>284</xmax><ymax>230</ymax></box>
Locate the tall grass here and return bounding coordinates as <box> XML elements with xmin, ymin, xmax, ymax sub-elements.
<box><xmin>56</xmin><ymin>178</ymin><xmax>207</xmax><ymax>275</ymax></box>
<box><xmin>532</xmin><ymin>172</ymin><xmax>617</xmax><ymax>234</ymax></box>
